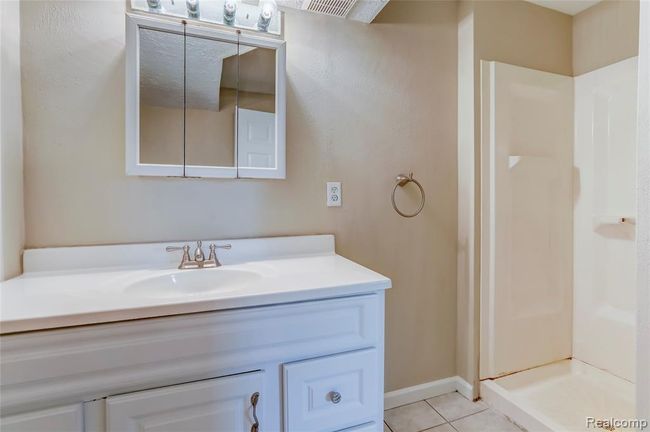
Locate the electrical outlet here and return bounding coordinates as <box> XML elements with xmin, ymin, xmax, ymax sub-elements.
<box><xmin>327</xmin><ymin>182</ymin><xmax>342</xmax><ymax>207</ymax></box>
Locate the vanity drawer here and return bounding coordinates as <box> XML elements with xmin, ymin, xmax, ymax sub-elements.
<box><xmin>283</xmin><ymin>349</ymin><xmax>379</xmax><ymax>432</ymax></box>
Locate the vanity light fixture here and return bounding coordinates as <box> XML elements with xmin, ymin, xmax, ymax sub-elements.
<box><xmin>131</xmin><ymin>0</ymin><xmax>281</xmax><ymax>35</ymax></box>
<box><xmin>257</xmin><ymin>0</ymin><xmax>276</xmax><ymax>32</ymax></box>
<box><xmin>223</xmin><ymin>0</ymin><xmax>237</xmax><ymax>25</ymax></box>
<box><xmin>186</xmin><ymin>0</ymin><xmax>200</xmax><ymax>17</ymax></box>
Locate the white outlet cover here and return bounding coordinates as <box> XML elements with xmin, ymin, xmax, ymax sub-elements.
<box><xmin>327</xmin><ymin>182</ymin><xmax>342</xmax><ymax>207</ymax></box>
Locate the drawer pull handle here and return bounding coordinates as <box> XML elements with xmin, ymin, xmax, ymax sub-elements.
<box><xmin>251</xmin><ymin>392</ymin><xmax>260</xmax><ymax>432</ymax></box>
<box><xmin>329</xmin><ymin>391</ymin><xmax>342</xmax><ymax>404</ymax></box>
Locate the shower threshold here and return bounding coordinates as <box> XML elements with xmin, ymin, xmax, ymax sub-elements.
<box><xmin>480</xmin><ymin>359</ymin><xmax>636</xmax><ymax>432</ymax></box>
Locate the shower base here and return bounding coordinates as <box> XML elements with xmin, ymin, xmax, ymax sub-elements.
<box><xmin>480</xmin><ymin>359</ymin><xmax>635</xmax><ymax>431</ymax></box>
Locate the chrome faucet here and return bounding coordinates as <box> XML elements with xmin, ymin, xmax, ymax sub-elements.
<box><xmin>166</xmin><ymin>241</ymin><xmax>232</xmax><ymax>269</ymax></box>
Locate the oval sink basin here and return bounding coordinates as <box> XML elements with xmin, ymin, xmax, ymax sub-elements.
<box><xmin>124</xmin><ymin>268</ymin><xmax>262</xmax><ymax>298</ymax></box>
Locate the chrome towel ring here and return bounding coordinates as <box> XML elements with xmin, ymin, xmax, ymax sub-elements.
<box><xmin>391</xmin><ymin>172</ymin><xmax>425</xmax><ymax>218</ymax></box>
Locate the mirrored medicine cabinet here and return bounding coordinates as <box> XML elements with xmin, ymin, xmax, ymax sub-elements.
<box><xmin>125</xmin><ymin>14</ymin><xmax>286</xmax><ymax>179</ymax></box>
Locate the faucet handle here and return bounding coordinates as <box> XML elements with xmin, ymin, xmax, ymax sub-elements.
<box><xmin>166</xmin><ymin>245</ymin><xmax>187</xmax><ymax>252</ymax></box>
<box><xmin>203</xmin><ymin>243</ymin><xmax>231</xmax><ymax>268</ymax></box>
<box><xmin>166</xmin><ymin>245</ymin><xmax>195</xmax><ymax>269</ymax></box>
<box><xmin>207</xmin><ymin>243</ymin><xmax>231</xmax><ymax>257</ymax></box>
<box><xmin>208</xmin><ymin>243</ymin><xmax>216</xmax><ymax>258</ymax></box>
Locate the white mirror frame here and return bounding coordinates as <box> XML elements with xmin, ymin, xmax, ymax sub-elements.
<box><xmin>125</xmin><ymin>14</ymin><xmax>286</xmax><ymax>179</ymax></box>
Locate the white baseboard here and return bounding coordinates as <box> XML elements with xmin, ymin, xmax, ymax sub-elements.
<box><xmin>455</xmin><ymin>375</ymin><xmax>474</xmax><ymax>400</ymax></box>
<box><xmin>384</xmin><ymin>376</ymin><xmax>474</xmax><ymax>410</ymax></box>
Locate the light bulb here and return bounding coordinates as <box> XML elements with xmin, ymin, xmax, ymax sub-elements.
<box><xmin>223</xmin><ymin>0</ymin><xmax>237</xmax><ymax>25</ymax></box>
<box><xmin>186</xmin><ymin>0</ymin><xmax>200</xmax><ymax>17</ymax></box>
<box><xmin>260</xmin><ymin>0</ymin><xmax>275</xmax><ymax>19</ymax></box>
<box><xmin>257</xmin><ymin>0</ymin><xmax>276</xmax><ymax>32</ymax></box>
<box><xmin>146</xmin><ymin>0</ymin><xmax>161</xmax><ymax>9</ymax></box>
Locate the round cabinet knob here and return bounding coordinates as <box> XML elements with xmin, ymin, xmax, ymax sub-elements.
<box><xmin>329</xmin><ymin>391</ymin><xmax>342</xmax><ymax>404</ymax></box>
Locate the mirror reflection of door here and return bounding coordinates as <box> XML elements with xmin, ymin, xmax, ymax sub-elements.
<box><xmin>185</xmin><ymin>35</ymin><xmax>238</xmax><ymax>168</ymax></box>
<box><xmin>138</xmin><ymin>28</ymin><xmax>185</xmax><ymax>166</ymax></box>
<box><xmin>237</xmin><ymin>46</ymin><xmax>276</xmax><ymax>169</ymax></box>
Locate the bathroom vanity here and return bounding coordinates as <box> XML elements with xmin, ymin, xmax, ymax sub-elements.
<box><xmin>0</xmin><ymin>235</ymin><xmax>390</xmax><ymax>432</ymax></box>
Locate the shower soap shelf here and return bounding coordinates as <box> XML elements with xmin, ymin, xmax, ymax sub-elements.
<box><xmin>593</xmin><ymin>215</ymin><xmax>636</xmax><ymax>226</ymax></box>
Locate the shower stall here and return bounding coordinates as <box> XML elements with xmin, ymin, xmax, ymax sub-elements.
<box><xmin>478</xmin><ymin>57</ymin><xmax>639</xmax><ymax>431</ymax></box>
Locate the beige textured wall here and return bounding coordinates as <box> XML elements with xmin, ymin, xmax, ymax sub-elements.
<box><xmin>475</xmin><ymin>0</ymin><xmax>573</xmax><ymax>76</ymax></box>
<box><xmin>20</xmin><ymin>0</ymin><xmax>458</xmax><ymax>391</ymax></box>
<box><xmin>456</xmin><ymin>0</ymin><xmax>477</xmax><ymax>392</ymax></box>
<box><xmin>140</xmin><ymin>105</ymin><xmax>184</xmax><ymax>165</ymax></box>
<box><xmin>456</xmin><ymin>0</ymin><xmax>573</xmax><ymax>388</ymax></box>
<box><xmin>573</xmin><ymin>0</ymin><xmax>640</xmax><ymax>76</ymax></box>
<box><xmin>0</xmin><ymin>0</ymin><xmax>25</xmax><ymax>281</ymax></box>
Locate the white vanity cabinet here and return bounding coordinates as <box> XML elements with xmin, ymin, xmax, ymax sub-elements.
<box><xmin>0</xmin><ymin>235</ymin><xmax>390</xmax><ymax>432</ymax></box>
<box><xmin>0</xmin><ymin>293</ymin><xmax>385</xmax><ymax>432</ymax></box>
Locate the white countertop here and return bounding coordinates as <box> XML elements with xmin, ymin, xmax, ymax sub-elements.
<box><xmin>0</xmin><ymin>235</ymin><xmax>391</xmax><ymax>334</ymax></box>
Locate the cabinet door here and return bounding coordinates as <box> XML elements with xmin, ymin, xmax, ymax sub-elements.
<box><xmin>0</xmin><ymin>404</ymin><xmax>83</xmax><ymax>432</ymax></box>
<box><xmin>107</xmin><ymin>371</ymin><xmax>263</xmax><ymax>432</ymax></box>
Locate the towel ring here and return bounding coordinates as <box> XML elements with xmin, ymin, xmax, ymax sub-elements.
<box><xmin>391</xmin><ymin>172</ymin><xmax>425</xmax><ymax>218</ymax></box>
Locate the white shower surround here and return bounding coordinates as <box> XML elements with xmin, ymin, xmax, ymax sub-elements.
<box><xmin>479</xmin><ymin>57</ymin><xmax>642</xmax><ymax>431</ymax></box>
<box><xmin>573</xmin><ymin>56</ymin><xmax>638</xmax><ymax>383</ymax></box>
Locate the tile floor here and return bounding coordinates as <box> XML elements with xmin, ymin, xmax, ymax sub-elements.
<box><xmin>384</xmin><ymin>391</ymin><xmax>524</xmax><ymax>432</ymax></box>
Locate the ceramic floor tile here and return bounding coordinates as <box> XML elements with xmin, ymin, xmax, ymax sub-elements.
<box><xmin>422</xmin><ymin>423</ymin><xmax>456</xmax><ymax>432</ymax></box>
<box><xmin>426</xmin><ymin>392</ymin><xmax>487</xmax><ymax>421</ymax></box>
<box><xmin>384</xmin><ymin>401</ymin><xmax>446</xmax><ymax>432</ymax></box>
<box><xmin>384</xmin><ymin>422</ymin><xmax>392</xmax><ymax>432</ymax></box>
<box><xmin>451</xmin><ymin>409</ymin><xmax>523</xmax><ymax>432</ymax></box>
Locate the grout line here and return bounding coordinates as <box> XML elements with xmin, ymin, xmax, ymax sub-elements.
<box><xmin>447</xmin><ymin>407</ymin><xmax>490</xmax><ymax>424</ymax></box>
<box><xmin>386</xmin><ymin>401</ymin><xmax>420</xmax><ymax>410</ymax></box>
<box><xmin>423</xmin><ymin>395</ymin><xmax>489</xmax><ymax>424</ymax></box>
<box><xmin>385</xmin><ymin>388</ymin><xmax>460</xmax><ymax>411</ymax></box>
<box><xmin>423</xmin><ymin>398</ymin><xmax>449</xmax><ymax>422</ymax></box>
<box><xmin>414</xmin><ymin>422</ymin><xmax>449</xmax><ymax>432</ymax></box>
<box><xmin>387</xmin><ymin>398</ymin><xmax>439</xmax><ymax>411</ymax></box>
<box><xmin>384</xmin><ymin>401</ymin><xmax>449</xmax><ymax>432</ymax></box>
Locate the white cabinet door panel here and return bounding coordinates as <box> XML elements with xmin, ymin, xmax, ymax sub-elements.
<box><xmin>107</xmin><ymin>372</ymin><xmax>263</xmax><ymax>432</ymax></box>
<box><xmin>0</xmin><ymin>404</ymin><xmax>83</xmax><ymax>432</ymax></box>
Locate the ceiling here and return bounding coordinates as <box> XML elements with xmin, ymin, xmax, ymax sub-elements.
<box><xmin>522</xmin><ymin>0</ymin><xmax>602</xmax><ymax>16</ymax></box>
